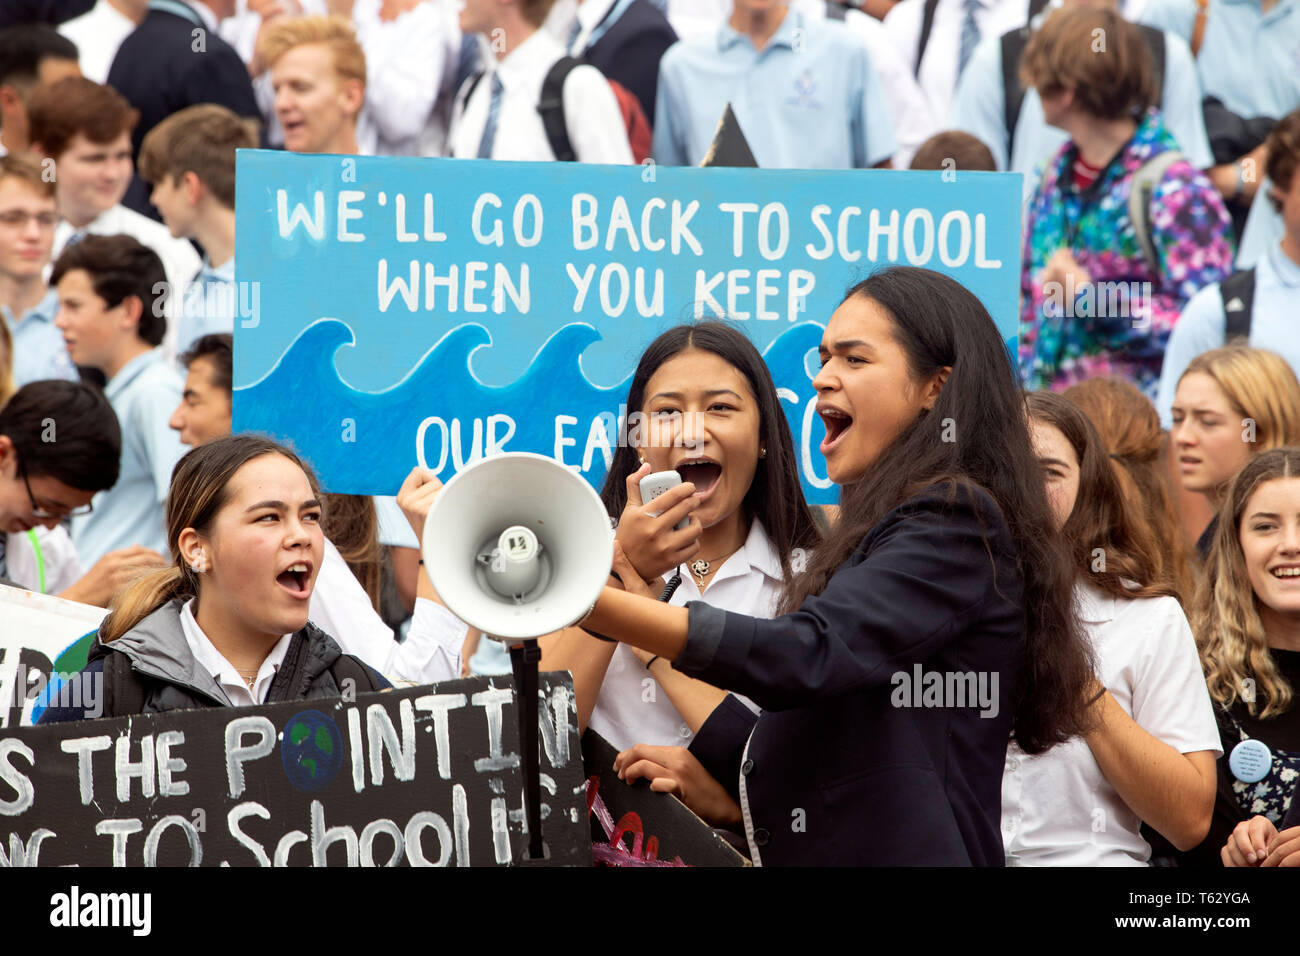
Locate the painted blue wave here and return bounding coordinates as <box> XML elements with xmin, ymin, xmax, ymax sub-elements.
<box><xmin>233</xmin><ymin>319</ymin><xmax>832</xmax><ymax>502</ymax></box>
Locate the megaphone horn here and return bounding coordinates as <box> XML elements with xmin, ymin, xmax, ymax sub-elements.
<box><xmin>421</xmin><ymin>453</ymin><xmax>614</xmax><ymax>641</ymax></box>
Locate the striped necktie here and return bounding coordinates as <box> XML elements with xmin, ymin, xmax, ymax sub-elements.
<box><xmin>476</xmin><ymin>73</ymin><xmax>504</xmax><ymax>159</ymax></box>
<box><xmin>566</xmin><ymin>14</ymin><xmax>583</xmax><ymax>53</ymax></box>
<box><xmin>958</xmin><ymin>0</ymin><xmax>982</xmax><ymax>79</ymax></box>
<box><xmin>0</xmin><ymin>532</ymin><xmax>8</xmax><ymax>582</ymax></box>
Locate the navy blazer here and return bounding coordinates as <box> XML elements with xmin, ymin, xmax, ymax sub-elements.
<box><xmin>106</xmin><ymin>4</ymin><xmax>260</xmax><ymax>221</ymax></box>
<box><xmin>581</xmin><ymin>0</ymin><xmax>677</xmax><ymax>127</ymax></box>
<box><xmin>682</xmin><ymin>483</ymin><xmax>1023</xmax><ymax>866</ymax></box>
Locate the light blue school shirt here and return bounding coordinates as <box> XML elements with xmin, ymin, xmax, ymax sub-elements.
<box><xmin>1156</xmin><ymin>241</ymin><xmax>1300</xmax><ymax>426</ymax></box>
<box><xmin>1140</xmin><ymin>0</ymin><xmax>1300</xmax><ymax>120</ymax></box>
<box><xmin>652</xmin><ymin>10</ymin><xmax>897</xmax><ymax>169</ymax></box>
<box><xmin>176</xmin><ymin>257</ymin><xmax>236</xmax><ymax>354</ymax></box>
<box><xmin>2</xmin><ymin>288</ymin><xmax>77</xmax><ymax>386</ymax></box>
<box><xmin>950</xmin><ymin>26</ymin><xmax>1212</xmax><ymax>201</ymax></box>
<box><xmin>1236</xmin><ymin>180</ymin><xmax>1285</xmax><ymax>267</ymax></box>
<box><xmin>70</xmin><ymin>349</ymin><xmax>187</xmax><ymax>566</ymax></box>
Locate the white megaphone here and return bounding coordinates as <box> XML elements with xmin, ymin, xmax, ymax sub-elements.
<box><xmin>420</xmin><ymin>452</ymin><xmax>614</xmax><ymax>642</ymax></box>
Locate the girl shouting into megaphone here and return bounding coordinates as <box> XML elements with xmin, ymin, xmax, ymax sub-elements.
<box><xmin>584</xmin><ymin>267</ymin><xmax>1097</xmax><ymax>866</ymax></box>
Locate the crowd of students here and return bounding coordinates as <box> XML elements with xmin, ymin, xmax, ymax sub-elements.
<box><xmin>0</xmin><ymin>0</ymin><xmax>1299</xmax><ymax>867</ymax></box>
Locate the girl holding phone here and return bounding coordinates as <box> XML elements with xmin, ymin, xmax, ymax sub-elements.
<box><xmin>541</xmin><ymin>321</ymin><xmax>821</xmax><ymax>749</ymax></box>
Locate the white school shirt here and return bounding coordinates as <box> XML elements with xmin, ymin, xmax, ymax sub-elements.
<box><xmin>883</xmin><ymin>0</ymin><xmax>1029</xmax><ymax>120</ymax></box>
<box><xmin>3</xmin><ymin>526</ymin><xmax>83</xmax><ymax>596</ymax></box>
<box><xmin>790</xmin><ymin>0</ymin><xmax>938</xmax><ymax>169</ymax></box>
<box><xmin>1001</xmin><ymin>582</ymin><xmax>1222</xmax><ymax>866</ymax></box>
<box><xmin>587</xmin><ymin>518</ymin><xmax>783</xmax><ymax>752</ymax></box>
<box><xmin>59</xmin><ymin>0</ymin><xmax>138</xmax><ymax>84</ymax></box>
<box><xmin>308</xmin><ymin>535</ymin><xmax>465</xmax><ymax>685</ymax></box>
<box><xmin>448</xmin><ymin>28</ymin><xmax>633</xmax><ymax>164</ymax></box>
<box><xmin>179</xmin><ymin>598</ymin><xmax>293</xmax><ymax>707</ymax></box>
<box><xmin>352</xmin><ymin>0</ymin><xmax>461</xmax><ymax>157</ymax></box>
<box><xmin>52</xmin><ymin>205</ymin><xmax>202</xmax><ymax>362</ymax></box>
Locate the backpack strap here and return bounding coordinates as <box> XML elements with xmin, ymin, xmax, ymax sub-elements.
<box><xmin>1137</xmin><ymin>24</ymin><xmax>1166</xmax><ymax>108</ymax></box>
<box><xmin>539</xmin><ymin>56</ymin><xmax>580</xmax><ymax>163</ymax></box>
<box><xmin>1127</xmin><ymin>150</ymin><xmax>1183</xmax><ymax>273</ymax></box>
<box><xmin>1001</xmin><ymin>26</ymin><xmax>1032</xmax><ymax>160</ymax></box>
<box><xmin>102</xmin><ymin>648</ymin><xmax>149</xmax><ymax>720</ymax></box>
<box><xmin>915</xmin><ymin>0</ymin><xmax>940</xmax><ymax>79</ymax></box>
<box><xmin>329</xmin><ymin>653</ymin><xmax>385</xmax><ymax>695</ymax></box>
<box><xmin>1220</xmin><ymin>267</ymin><xmax>1257</xmax><ymax>341</ymax></box>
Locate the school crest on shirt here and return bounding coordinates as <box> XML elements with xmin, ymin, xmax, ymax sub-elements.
<box><xmin>786</xmin><ymin>69</ymin><xmax>822</xmax><ymax>109</ymax></box>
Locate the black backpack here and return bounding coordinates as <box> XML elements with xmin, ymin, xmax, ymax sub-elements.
<box><xmin>1220</xmin><ymin>268</ymin><xmax>1258</xmax><ymax>341</ymax></box>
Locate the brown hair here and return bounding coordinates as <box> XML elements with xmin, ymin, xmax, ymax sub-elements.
<box><xmin>258</xmin><ymin>15</ymin><xmax>366</xmax><ymax>87</ymax></box>
<box><xmin>910</xmin><ymin>131</ymin><xmax>997</xmax><ymax>172</ymax></box>
<box><xmin>0</xmin><ymin>153</ymin><xmax>55</xmax><ymax>199</ymax></box>
<box><xmin>138</xmin><ymin>104</ymin><xmax>258</xmax><ymax>209</ymax></box>
<box><xmin>321</xmin><ymin>493</ymin><xmax>382</xmax><ymax>613</ymax></box>
<box><xmin>50</xmin><ymin>234</ymin><xmax>168</xmax><ymax>347</ymax></box>
<box><xmin>1196</xmin><ymin>447</ymin><xmax>1300</xmax><ymax>718</ymax></box>
<box><xmin>26</xmin><ymin>76</ymin><xmax>138</xmax><ymax>159</ymax></box>
<box><xmin>0</xmin><ymin>310</ymin><xmax>13</xmax><ymax>407</ymax></box>
<box><xmin>99</xmin><ymin>435</ymin><xmax>321</xmax><ymax>643</ymax></box>
<box><xmin>1020</xmin><ymin>6</ymin><xmax>1156</xmax><ymax>121</ymax></box>
<box><xmin>1265</xmin><ymin>107</ymin><xmax>1300</xmax><ymax>213</ymax></box>
<box><xmin>1027</xmin><ymin>390</ymin><xmax>1177</xmax><ymax>602</ymax></box>
<box><xmin>1064</xmin><ymin>377</ymin><xmax>1197</xmax><ymax>604</ymax></box>
<box><xmin>1180</xmin><ymin>346</ymin><xmax>1300</xmax><ymax>453</ymax></box>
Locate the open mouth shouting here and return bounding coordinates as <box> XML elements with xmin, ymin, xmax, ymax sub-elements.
<box><xmin>819</xmin><ymin>403</ymin><xmax>854</xmax><ymax>455</ymax></box>
<box><xmin>276</xmin><ymin>560</ymin><xmax>313</xmax><ymax>600</ymax></box>
<box><xmin>676</xmin><ymin>457</ymin><xmax>722</xmax><ymax>502</ymax></box>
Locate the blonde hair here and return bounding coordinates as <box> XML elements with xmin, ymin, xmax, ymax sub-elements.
<box><xmin>1196</xmin><ymin>447</ymin><xmax>1300</xmax><ymax>718</ymax></box>
<box><xmin>257</xmin><ymin>15</ymin><xmax>366</xmax><ymax>87</ymax></box>
<box><xmin>99</xmin><ymin>436</ymin><xmax>320</xmax><ymax>643</ymax></box>
<box><xmin>0</xmin><ymin>153</ymin><xmax>55</xmax><ymax>200</ymax></box>
<box><xmin>1180</xmin><ymin>346</ymin><xmax>1300</xmax><ymax>452</ymax></box>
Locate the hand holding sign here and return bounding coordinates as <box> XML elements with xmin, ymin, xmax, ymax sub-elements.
<box><xmin>614</xmin><ymin>742</ymin><xmax>742</xmax><ymax>829</ymax></box>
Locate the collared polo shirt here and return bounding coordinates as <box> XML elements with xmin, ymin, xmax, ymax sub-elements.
<box><xmin>70</xmin><ymin>349</ymin><xmax>187</xmax><ymax>566</ymax></box>
<box><xmin>3</xmin><ymin>288</ymin><xmax>76</xmax><ymax>386</ymax></box>
<box><xmin>652</xmin><ymin>9</ymin><xmax>897</xmax><ymax>168</ymax></box>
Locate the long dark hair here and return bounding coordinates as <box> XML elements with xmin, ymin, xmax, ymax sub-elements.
<box><xmin>1026</xmin><ymin>390</ymin><xmax>1177</xmax><ymax>602</ymax></box>
<box><xmin>600</xmin><ymin>321</ymin><xmax>821</xmax><ymax>581</ymax></box>
<box><xmin>779</xmin><ymin>268</ymin><xmax>1094</xmax><ymax>754</ymax></box>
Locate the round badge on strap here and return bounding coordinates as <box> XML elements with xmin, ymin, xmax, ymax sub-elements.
<box><xmin>1229</xmin><ymin>738</ymin><xmax>1272</xmax><ymax>783</ymax></box>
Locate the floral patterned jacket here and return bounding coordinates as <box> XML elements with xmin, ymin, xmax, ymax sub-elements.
<box><xmin>1019</xmin><ymin>108</ymin><xmax>1235</xmax><ymax>396</ymax></box>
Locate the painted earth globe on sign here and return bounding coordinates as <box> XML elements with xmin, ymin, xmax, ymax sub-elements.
<box><xmin>280</xmin><ymin>710</ymin><xmax>343</xmax><ymax>792</ymax></box>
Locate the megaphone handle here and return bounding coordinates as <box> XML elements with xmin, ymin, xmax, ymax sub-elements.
<box><xmin>510</xmin><ymin>639</ymin><xmax>546</xmax><ymax>862</ymax></box>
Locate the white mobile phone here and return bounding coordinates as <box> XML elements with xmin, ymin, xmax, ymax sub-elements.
<box><xmin>639</xmin><ymin>470</ymin><xmax>690</xmax><ymax>531</ymax></box>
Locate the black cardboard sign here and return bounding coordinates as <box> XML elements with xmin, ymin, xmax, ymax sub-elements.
<box><xmin>0</xmin><ymin>674</ymin><xmax>589</xmax><ymax>866</ymax></box>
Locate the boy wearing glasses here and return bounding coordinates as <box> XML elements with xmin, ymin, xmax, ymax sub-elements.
<box><xmin>0</xmin><ymin>378</ymin><xmax>164</xmax><ymax>605</ymax></box>
<box><xmin>51</xmin><ymin>234</ymin><xmax>185</xmax><ymax>569</ymax></box>
<box><xmin>0</xmin><ymin>154</ymin><xmax>76</xmax><ymax>387</ymax></box>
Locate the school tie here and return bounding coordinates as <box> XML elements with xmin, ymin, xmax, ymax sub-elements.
<box><xmin>476</xmin><ymin>73</ymin><xmax>504</xmax><ymax>159</ymax></box>
<box><xmin>566</xmin><ymin>15</ymin><xmax>583</xmax><ymax>54</ymax></box>
<box><xmin>645</xmin><ymin>0</ymin><xmax>667</xmax><ymax>13</ymax></box>
<box><xmin>0</xmin><ymin>533</ymin><xmax>8</xmax><ymax>582</ymax></box>
<box><xmin>958</xmin><ymin>0</ymin><xmax>982</xmax><ymax>79</ymax></box>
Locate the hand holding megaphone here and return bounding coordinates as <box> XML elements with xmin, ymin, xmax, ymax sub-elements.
<box><xmin>418</xmin><ymin>453</ymin><xmax>615</xmax><ymax>642</ymax></box>
<box><xmin>616</xmin><ymin>463</ymin><xmax>703</xmax><ymax>580</ymax></box>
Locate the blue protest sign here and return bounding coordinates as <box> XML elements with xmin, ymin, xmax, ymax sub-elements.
<box><xmin>233</xmin><ymin>151</ymin><xmax>1020</xmax><ymax>503</ymax></box>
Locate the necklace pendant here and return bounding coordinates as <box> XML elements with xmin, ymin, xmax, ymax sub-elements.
<box><xmin>690</xmin><ymin>559</ymin><xmax>710</xmax><ymax>584</ymax></box>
